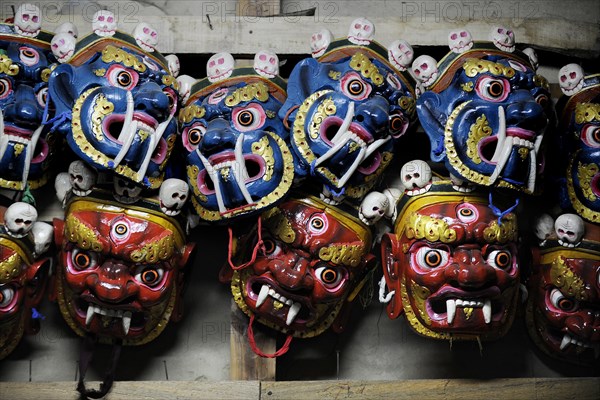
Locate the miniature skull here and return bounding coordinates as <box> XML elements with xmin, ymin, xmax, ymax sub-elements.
<box><xmin>177</xmin><ymin>74</ymin><xmax>196</xmax><ymax>103</ymax></box>
<box><xmin>359</xmin><ymin>191</ymin><xmax>389</xmax><ymax>225</ymax></box>
<box><xmin>448</xmin><ymin>29</ymin><xmax>473</xmax><ymax>53</ymax></box>
<box><xmin>165</xmin><ymin>54</ymin><xmax>180</xmax><ymax>77</ymax></box>
<box><xmin>489</xmin><ymin>26</ymin><xmax>515</xmax><ymax>52</ymax></box>
<box><xmin>159</xmin><ymin>178</ymin><xmax>189</xmax><ymax>216</ymax></box>
<box><xmin>4</xmin><ymin>202</ymin><xmax>37</xmax><ymax>238</ymax></box>
<box><xmin>55</xmin><ymin>22</ymin><xmax>78</xmax><ymax>38</ymax></box>
<box><xmin>133</xmin><ymin>22</ymin><xmax>158</xmax><ymax>52</ymax></box>
<box><xmin>554</xmin><ymin>213</ymin><xmax>584</xmax><ymax>247</ymax></box>
<box><xmin>55</xmin><ymin>172</ymin><xmax>71</xmax><ymax>204</ymax></box>
<box><xmin>310</xmin><ymin>29</ymin><xmax>333</xmax><ymax>58</ymax></box>
<box><xmin>113</xmin><ymin>177</ymin><xmax>143</xmax><ymax>204</ymax></box>
<box><xmin>14</xmin><ymin>4</ymin><xmax>41</xmax><ymax>37</ymax></box>
<box><xmin>253</xmin><ymin>50</ymin><xmax>279</xmax><ymax>78</ymax></box>
<box><xmin>68</xmin><ymin>160</ymin><xmax>96</xmax><ymax>196</ymax></box>
<box><xmin>412</xmin><ymin>55</ymin><xmax>439</xmax><ymax>87</ymax></box>
<box><xmin>522</xmin><ymin>48</ymin><xmax>539</xmax><ymax>71</ymax></box>
<box><xmin>401</xmin><ymin>160</ymin><xmax>432</xmax><ymax>196</ymax></box>
<box><xmin>558</xmin><ymin>63</ymin><xmax>585</xmax><ymax>96</ymax></box>
<box><xmin>92</xmin><ymin>10</ymin><xmax>117</xmax><ymax>37</ymax></box>
<box><xmin>51</xmin><ymin>33</ymin><xmax>76</xmax><ymax>63</ymax></box>
<box><xmin>388</xmin><ymin>39</ymin><xmax>414</xmax><ymax>71</ymax></box>
<box><xmin>347</xmin><ymin>17</ymin><xmax>375</xmax><ymax>45</ymax></box>
<box><xmin>449</xmin><ymin>172</ymin><xmax>475</xmax><ymax>193</ymax></box>
<box><xmin>207</xmin><ymin>53</ymin><xmax>235</xmax><ymax>83</ymax></box>
<box><xmin>31</xmin><ymin>221</ymin><xmax>53</xmax><ymax>256</ymax></box>
<box><xmin>534</xmin><ymin>213</ymin><xmax>554</xmax><ymax>244</ymax></box>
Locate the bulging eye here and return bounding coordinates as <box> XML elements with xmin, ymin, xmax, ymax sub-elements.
<box><xmin>487</xmin><ymin>249</ymin><xmax>512</xmax><ymax>270</ymax></box>
<box><xmin>36</xmin><ymin>87</ymin><xmax>48</xmax><ymax>107</ymax></box>
<box><xmin>456</xmin><ymin>204</ymin><xmax>478</xmax><ymax>223</ymax></box>
<box><xmin>308</xmin><ymin>215</ymin><xmax>327</xmax><ymax>233</ymax></box>
<box><xmin>262</xmin><ymin>238</ymin><xmax>282</xmax><ymax>257</ymax></box>
<box><xmin>164</xmin><ymin>89</ymin><xmax>177</xmax><ymax>114</ymax></box>
<box><xmin>315</xmin><ymin>265</ymin><xmax>344</xmax><ymax>289</ymax></box>
<box><xmin>134</xmin><ymin>265</ymin><xmax>165</xmax><ymax>287</ymax></box>
<box><xmin>535</xmin><ymin>94</ymin><xmax>549</xmax><ymax>109</ymax></box>
<box><xmin>71</xmin><ymin>249</ymin><xmax>99</xmax><ymax>271</ymax></box>
<box><xmin>232</xmin><ymin>104</ymin><xmax>266</xmax><ymax>132</ymax></box>
<box><xmin>0</xmin><ymin>78</ymin><xmax>12</xmax><ymax>99</ymax></box>
<box><xmin>184</xmin><ymin>123</ymin><xmax>206</xmax><ymax>151</ymax></box>
<box><xmin>386</xmin><ymin>73</ymin><xmax>402</xmax><ymax>90</ymax></box>
<box><xmin>0</xmin><ymin>285</ymin><xmax>15</xmax><ymax>308</ymax></box>
<box><xmin>19</xmin><ymin>46</ymin><xmax>39</xmax><ymax>66</ymax></box>
<box><xmin>415</xmin><ymin>247</ymin><xmax>450</xmax><ymax>269</ymax></box>
<box><xmin>107</xmin><ymin>65</ymin><xmax>139</xmax><ymax>90</ymax></box>
<box><xmin>475</xmin><ymin>76</ymin><xmax>509</xmax><ymax>102</ymax></box>
<box><xmin>341</xmin><ymin>72</ymin><xmax>372</xmax><ymax>100</ymax></box>
<box><xmin>389</xmin><ymin>112</ymin><xmax>408</xmax><ymax>138</ymax></box>
<box><xmin>581</xmin><ymin>124</ymin><xmax>600</xmax><ymax>148</ymax></box>
<box><xmin>549</xmin><ymin>288</ymin><xmax>578</xmax><ymax>312</ymax></box>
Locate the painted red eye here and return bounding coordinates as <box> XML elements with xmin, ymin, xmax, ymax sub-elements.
<box><xmin>341</xmin><ymin>72</ymin><xmax>372</xmax><ymax>100</ymax></box>
<box><xmin>108</xmin><ymin>65</ymin><xmax>139</xmax><ymax>90</ymax></box>
<box><xmin>487</xmin><ymin>250</ymin><xmax>512</xmax><ymax>270</ymax></box>
<box><xmin>581</xmin><ymin>124</ymin><xmax>600</xmax><ymax>148</ymax></box>
<box><xmin>389</xmin><ymin>113</ymin><xmax>408</xmax><ymax>138</ymax></box>
<box><xmin>308</xmin><ymin>215</ymin><xmax>327</xmax><ymax>233</ymax></box>
<box><xmin>71</xmin><ymin>249</ymin><xmax>98</xmax><ymax>271</ymax></box>
<box><xmin>315</xmin><ymin>265</ymin><xmax>344</xmax><ymax>289</ymax></box>
<box><xmin>0</xmin><ymin>78</ymin><xmax>12</xmax><ymax>99</ymax></box>
<box><xmin>263</xmin><ymin>239</ymin><xmax>276</xmax><ymax>254</ymax></box>
<box><xmin>321</xmin><ymin>268</ymin><xmax>338</xmax><ymax>284</ymax></box>
<box><xmin>232</xmin><ymin>104</ymin><xmax>266</xmax><ymax>132</ymax></box>
<box><xmin>415</xmin><ymin>247</ymin><xmax>449</xmax><ymax>269</ymax></box>
<box><xmin>135</xmin><ymin>266</ymin><xmax>164</xmax><ymax>287</ymax></box>
<box><xmin>36</xmin><ymin>87</ymin><xmax>48</xmax><ymax>107</ymax></box>
<box><xmin>19</xmin><ymin>46</ymin><xmax>39</xmax><ymax>66</ymax></box>
<box><xmin>117</xmin><ymin>71</ymin><xmax>132</xmax><ymax>86</ymax></box>
<box><xmin>549</xmin><ymin>288</ymin><xmax>578</xmax><ymax>312</ymax></box>
<box><xmin>475</xmin><ymin>76</ymin><xmax>509</xmax><ymax>102</ymax></box>
<box><xmin>0</xmin><ymin>286</ymin><xmax>15</xmax><ymax>308</ymax></box>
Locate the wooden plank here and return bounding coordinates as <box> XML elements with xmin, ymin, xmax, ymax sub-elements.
<box><xmin>0</xmin><ymin>380</ymin><xmax>260</xmax><ymax>400</ymax></box>
<box><xmin>237</xmin><ymin>0</ymin><xmax>281</xmax><ymax>17</ymax></box>
<box><xmin>261</xmin><ymin>378</ymin><xmax>600</xmax><ymax>400</ymax></box>
<box><xmin>230</xmin><ymin>300</ymin><xmax>276</xmax><ymax>380</ymax></box>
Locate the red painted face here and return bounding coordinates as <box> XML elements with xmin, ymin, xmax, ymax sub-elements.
<box><xmin>382</xmin><ymin>198</ymin><xmax>520</xmax><ymax>340</ymax></box>
<box><xmin>54</xmin><ymin>200</ymin><xmax>193</xmax><ymax>345</ymax></box>
<box><xmin>231</xmin><ymin>197</ymin><xmax>374</xmax><ymax>337</ymax></box>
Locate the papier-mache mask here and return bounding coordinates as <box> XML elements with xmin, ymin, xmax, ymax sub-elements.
<box><xmin>416</xmin><ymin>27</ymin><xmax>554</xmax><ymax>195</ymax></box>
<box><xmin>0</xmin><ymin>200</ymin><xmax>51</xmax><ymax>359</ymax></box>
<box><xmin>280</xmin><ymin>18</ymin><xmax>416</xmax><ymax>202</ymax></box>
<box><xmin>47</xmin><ymin>25</ymin><xmax>179</xmax><ymax>189</ymax></box>
<box><xmin>528</xmin><ymin>213</ymin><xmax>600</xmax><ymax>365</ymax></box>
<box><xmin>0</xmin><ymin>22</ymin><xmax>58</xmax><ymax>192</ymax></box>
<box><xmin>380</xmin><ymin>178</ymin><xmax>520</xmax><ymax>340</ymax></box>
<box><xmin>180</xmin><ymin>52</ymin><xmax>294</xmax><ymax>223</ymax></box>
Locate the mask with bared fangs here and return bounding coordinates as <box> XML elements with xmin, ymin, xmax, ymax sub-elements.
<box><xmin>279</xmin><ymin>27</ymin><xmax>416</xmax><ymax>201</ymax></box>
<box><xmin>52</xmin><ymin>189</ymin><xmax>195</xmax><ymax>344</ymax></box>
<box><xmin>47</xmin><ymin>31</ymin><xmax>179</xmax><ymax>190</ymax></box>
<box><xmin>229</xmin><ymin>195</ymin><xmax>376</xmax><ymax>339</ymax></box>
<box><xmin>527</xmin><ymin>220</ymin><xmax>600</xmax><ymax>365</ymax></box>
<box><xmin>380</xmin><ymin>181</ymin><xmax>521</xmax><ymax>340</ymax></box>
<box><xmin>416</xmin><ymin>29</ymin><xmax>555</xmax><ymax>195</ymax></box>
<box><xmin>0</xmin><ymin>23</ymin><xmax>58</xmax><ymax>192</ymax></box>
<box><xmin>180</xmin><ymin>58</ymin><xmax>294</xmax><ymax>223</ymax></box>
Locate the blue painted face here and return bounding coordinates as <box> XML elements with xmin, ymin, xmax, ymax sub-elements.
<box><xmin>48</xmin><ymin>43</ymin><xmax>178</xmax><ymax>188</ymax></box>
<box><xmin>0</xmin><ymin>40</ymin><xmax>54</xmax><ymax>191</ymax></box>
<box><xmin>280</xmin><ymin>51</ymin><xmax>415</xmax><ymax>199</ymax></box>
<box><xmin>417</xmin><ymin>53</ymin><xmax>553</xmax><ymax>194</ymax></box>
<box><xmin>180</xmin><ymin>79</ymin><xmax>293</xmax><ymax>222</ymax></box>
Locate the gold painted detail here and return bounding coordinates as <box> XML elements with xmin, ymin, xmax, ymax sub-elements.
<box><xmin>463</xmin><ymin>307</ymin><xmax>474</xmax><ymax>319</ymax></box>
<box><xmin>293</xmin><ymin>90</ymin><xmax>332</xmax><ymax>163</ymax></box>
<box><xmin>404</xmin><ymin>213</ymin><xmax>457</xmax><ymax>244</ymax></box>
<box><xmin>402</xmin><ymin>278</ymin><xmax>448</xmax><ymax>339</ymax></box>
<box><xmin>130</xmin><ymin>234</ymin><xmax>176</xmax><ymax>263</ymax></box>
<box><xmin>550</xmin><ymin>256</ymin><xmax>588</xmax><ymax>301</ymax></box>
<box><xmin>318</xmin><ymin>243</ymin><xmax>365</xmax><ymax>268</ymax></box>
<box><xmin>533</xmin><ymin>75</ymin><xmax>550</xmax><ymax>91</ymax></box>
<box><xmin>91</xmin><ymin>94</ymin><xmax>115</xmax><ymax>141</ymax></box>
<box><xmin>483</xmin><ymin>214</ymin><xmax>518</xmax><ymax>243</ymax></box>
<box><xmin>575</xmin><ymin>103</ymin><xmax>600</xmax><ymax>124</ymax></box>
<box><xmin>398</xmin><ymin>96</ymin><xmax>415</xmax><ymax>115</ymax></box>
<box><xmin>0</xmin><ymin>54</ymin><xmax>18</xmax><ymax>76</ymax></box>
<box><xmin>266</xmin><ymin>110</ymin><xmax>276</xmax><ymax>119</ymax></box>
<box><xmin>161</xmin><ymin>74</ymin><xmax>178</xmax><ymax>89</ymax></box>
<box><xmin>349</xmin><ymin>52</ymin><xmax>384</xmax><ymax>86</ymax></box>
<box><xmin>220</xmin><ymin>167</ymin><xmax>231</xmax><ymax>181</ymax></box>
<box><xmin>187</xmin><ymin>165</ymin><xmax>207</xmax><ymax>202</ymax></box>
<box><xmin>138</xmin><ymin>129</ymin><xmax>149</xmax><ymax>142</ymax></box>
<box><xmin>466</xmin><ymin>114</ymin><xmax>492</xmax><ymax>164</ymax></box>
<box><xmin>328</xmin><ymin>70</ymin><xmax>341</xmax><ymax>80</ymax></box>
<box><xmin>179</xmin><ymin>104</ymin><xmax>206</xmax><ymax>124</ymax></box>
<box><xmin>251</xmin><ymin>136</ymin><xmax>274</xmax><ymax>181</ymax></box>
<box><xmin>309</xmin><ymin>98</ymin><xmax>336</xmax><ymax>140</ymax></box>
<box><xmin>93</xmin><ymin>68</ymin><xmax>106</xmax><ymax>77</ymax></box>
<box><xmin>567</xmin><ymin>157</ymin><xmax>600</xmax><ymax>223</ymax></box>
<box><xmin>225</xmin><ymin>82</ymin><xmax>269</xmax><ymax>107</ymax></box>
<box><xmin>409</xmin><ymin>279</ymin><xmax>432</xmax><ymax>325</ymax></box>
<box><xmin>463</xmin><ymin>58</ymin><xmax>515</xmax><ymax>78</ymax></box>
<box><xmin>0</xmin><ymin>253</ymin><xmax>23</xmax><ymax>284</ymax></box>
<box><xmin>263</xmin><ymin>208</ymin><xmax>295</xmax><ymax>244</ymax></box>
<box><xmin>64</xmin><ymin>215</ymin><xmax>103</xmax><ymax>252</ymax></box>
<box><xmin>345</xmin><ymin>151</ymin><xmax>393</xmax><ymax>199</ymax></box>
<box><xmin>13</xmin><ymin>144</ymin><xmax>24</xmax><ymax>157</ymax></box>
<box><xmin>101</xmin><ymin>45</ymin><xmax>146</xmax><ymax>73</ymax></box>
<box><xmin>577</xmin><ymin>162</ymin><xmax>599</xmax><ymax>201</ymax></box>
<box><xmin>41</xmin><ymin>68</ymin><xmax>51</xmax><ymax>82</ymax></box>
<box><xmin>518</xmin><ymin>147</ymin><xmax>529</xmax><ymax>159</ymax></box>
<box><xmin>461</xmin><ymin>82</ymin><xmax>474</xmax><ymax>92</ymax></box>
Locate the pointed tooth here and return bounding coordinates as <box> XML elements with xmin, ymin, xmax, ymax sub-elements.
<box><xmin>198</xmin><ymin>151</ymin><xmax>226</xmax><ymax>213</ymax></box>
<box><xmin>491</xmin><ymin>106</ymin><xmax>506</xmax><ymax>162</ymax></box>
<box><xmin>234</xmin><ymin>133</ymin><xmax>249</xmax><ymax>180</ymax></box>
<box><xmin>489</xmin><ymin>136</ymin><xmax>513</xmax><ymax>184</ymax></box>
<box><xmin>334</xmin><ymin>102</ymin><xmax>355</xmax><ymax>145</ymax></box>
<box><xmin>446</xmin><ymin>299</ymin><xmax>456</xmax><ymax>324</ymax></box>
<box><xmin>122</xmin><ymin>311</ymin><xmax>132</xmax><ymax>335</ymax></box>
<box><xmin>337</xmin><ymin>146</ymin><xmax>366</xmax><ymax>187</ymax></box>
<box><xmin>86</xmin><ymin>305</ymin><xmax>95</xmax><ymax>326</ymax></box>
<box><xmin>113</xmin><ymin>91</ymin><xmax>135</xmax><ymax>167</ymax></box>
<box><xmin>256</xmin><ymin>284</ymin><xmax>269</xmax><ymax>307</ymax></box>
<box><xmin>314</xmin><ymin>131</ymin><xmax>351</xmax><ymax>167</ymax></box>
<box><xmin>21</xmin><ymin>125</ymin><xmax>44</xmax><ymax>186</ymax></box>
<box><xmin>527</xmin><ymin>143</ymin><xmax>537</xmax><ymax>193</ymax></box>
<box><xmin>560</xmin><ymin>334</ymin><xmax>571</xmax><ymax>350</ymax></box>
<box><xmin>483</xmin><ymin>299</ymin><xmax>492</xmax><ymax>324</ymax></box>
<box><xmin>137</xmin><ymin>114</ymin><xmax>173</xmax><ymax>180</ymax></box>
<box><xmin>286</xmin><ymin>302</ymin><xmax>301</xmax><ymax>326</ymax></box>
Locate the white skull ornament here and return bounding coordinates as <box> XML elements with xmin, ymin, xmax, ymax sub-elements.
<box><xmin>207</xmin><ymin>53</ymin><xmax>235</xmax><ymax>83</ymax></box>
<box><xmin>177</xmin><ymin>75</ymin><xmax>196</xmax><ymax>103</ymax></box>
<box><xmin>253</xmin><ymin>50</ymin><xmax>279</xmax><ymax>79</ymax></box>
<box><xmin>554</xmin><ymin>213</ymin><xmax>584</xmax><ymax>248</ymax></box>
<box><xmin>133</xmin><ymin>22</ymin><xmax>158</xmax><ymax>52</ymax></box>
<box><xmin>522</xmin><ymin>48</ymin><xmax>539</xmax><ymax>71</ymax></box>
<box><xmin>310</xmin><ymin>29</ymin><xmax>333</xmax><ymax>58</ymax></box>
<box><xmin>347</xmin><ymin>17</ymin><xmax>375</xmax><ymax>45</ymax></box>
<box><xmin>388</xmin><ymin>39</ymin><xmax>413</xmax><ymax>71</ymax></box>
<box><xmin>4</xmin><ymin>202</ymin><xmax>37</xmax><ymax>238</ymax></box>
<box><xmin>359</xmin><ymin>192</ymin><xmax>389</xmax><ymax>225</ymax></box>
<box><xmin>401</xmin><ymin>160</ymin><xmax>432</xmax><ymax>196</ymax></box>
<box><xmin>165</xmin><ymin>54</ymin><xmax>180</xmax><ymax>77</ymax></box>
<box><xmin>31</xmin><ymin>221</ymin><xmax>53</xmax><ymax>256</ymax></box>
<box><xmin>55</xmin><ymin>22</ymin><xmax>78</xmax><ymax>38</ymax></box>
<box><xmin>448</xmin><ymin>29</ymin><xmax>473</xmax><ymax>54</ymax></box>
<box><xmin>412</xmin><ymin>55</ymin><xmax>439</xmax><ymax>87</ymax></box>
<box><xmin>68</xmin><ymin>160</ymin><xmax>97</xmax><ymax>196</ymax></box>
<box><xmin>159</xmin><ymin>178</ymin><xmax>189</xmax><ymax>216</ymax></box>
<box><xmin>113</xmin><ymin>177</ymin><xmax>143</xmax><ymax>204</ymax></box>
<box><xmin>534</xmin><ymin>213</ymin><xmax>554</xmax><ymax>244</ymax></box>
<box><xmin>558</xmin><ymin>64</ymin><xmax>585</xmax><ymax>96</ymax></box>
<box><xmin>55</xmin><ymin>172</ymin><xmax>71</xmax><ymax>204</ymax></box>
<box><xmin>51</xmin><ymin>33</ymin><xmax>76</xmax><ymax>63</ymax></box>
<box><xmin>14</xmin><ymin>4</ymin><xmax>41</xmax><ymax>38</ymax></box>
<box><xmin>489</xmin><ymin>26</ymin><xmax>515</xmax><ymax>52</ymax></box>
<box><xmin>92</xmin><ymin>10</ymin><xmax>117</xmax><ymax>37</ymax></box>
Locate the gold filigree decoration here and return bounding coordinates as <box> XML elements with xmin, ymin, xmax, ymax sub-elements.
<box><xmin>91</xmin><ymin>94</ymin><xmax>115</xmax><ymax>141</ymax></box>
<box><xmin>318</xmin><ymin>243</ymin><xmax>365</xmax><ymax>268</ymax></box>
<box><xmin>0</xmin><ymin>253</ymin><xmax>23</xmax><ymax>284</ymax></box>
<box><xmin>518</xmin><ymin>147</ymin><xmax>529</xmax><ymax>159</ymax></box>
<box><xmin>251</xmin><ymin>136</ymin><xmax>274</xmax><ymax>181</ymax></box>
<box><xmin>398</xmin><ymin>96</ymin><xmax>415</xmax><ymax>116</ymax></box>
<box><xmin>0</xmin><ymin>54</ymin><xmax>19</xmax><ymax>76</ymax></box>
<box><xmin>483</xmin><ymin>214</ymin><xmax>518</xmax><ymax>243</ymax></box>
<box><xmin>293</xmin><ymin>90</ymin><xmax>332</xmax><ymax>164</ymax></box>
<box><xmin>309</xmin><ymin>98</ymin><xmax>336</xmax><ymax>140</ymax></box>
<box><xmin>93</xmin><ymin>69</ymin><xmax>106</xmax><ymax>77</ymax></box>
<box><xmin>179</xmin><ymin>104</ymin><xmax>206</xmax><ymax>124</ymax></box>
<box><xmin>266</xmin><ymin>110</ymin><xmax>276</xmax><ymax>119</ymax></box>
<box><xmin>461</xmin><ymin>82</ymin><xmax>474</xmax><ymax>92</ymax></box>
<box><xmin>328</xmin><ymin>70</ymin><xmax>341</xmax><ymax>80</ymax></box>
<box><xmin>263</xmin><ymin>208</ymin><xmax>295</xmax><ymax>244</ymax></box>
<box><xmin>101</xmin><ymin>45</ymin><xmax>146</xmax><ymax>73</ymax></box>
<box><xmin>130</xmin><ymin>234</ymin><xmax>176</xmax><ymax>263</ymax></box>
<box><xmin>577</xmin><ymin>162</ymin><xmax>599</xmax><ymax>201</ymax></box>
<box><xmin>466</xmin><ymin>114</ymin><xmax>492</xmax><ymax>164</ymax></box>
<box><xmin>349</xmin><ymin>52</ymin><xmax>384</xmax><ymax>86</ymax></box>
<box><xmin>550</xmin><ymin>256</ymin><xmax>588</xmax><ymax>301</ymax></box>
<box><xmin>533</xmin><ymin>75</ymin><xmax>550</xmax><ymax>91</ymax></box>
<box><xmin>186</xmin><ymin>165</ymin><xmax>207</xmax><ymax>202</ymax></box>
<box><xmin>463</xmin><ymin>58</ymin><xmax>515</xmax><ymax>79</ymax></box>
<box><xmin>345</xmin><ymin>151</ymin><xmax>393</xmax><ymax>199</ymax></box>
<box><xmin>401</xmin><ymin>278</ymin><xmax>448</xmax><ymax>339</ymax></box>
<box><xmin>567</xmin><ymin>156</ymin><xmax>600</xmax><ymax>223</ymax></box>
<box><xmin>161</xmin><ymin>74</ymin><xmax>178</xmax><ymax>90</ymax></box>
<box><xmin>64</xmin><ymin>215</ymin><xmax>103</xmax><ymax>252</ymax></box>
<box><xmin>404</xmin><ymin>213</ymin><xmax>457</xmax><ymax>244</ymax></box>
<box><xmin>13</xmin><ymin>144</ymin><xmax>24</xmax><ymax>157</ymax></box>
<box><xmin>225</xmin><ymin>82</ymin><xmax>269</xmax><ymax>107</ymax></box>
<box><xmin>575</xmin><ymin>103</ymin><xmax>600</xmax><ymax>124</ymax></box>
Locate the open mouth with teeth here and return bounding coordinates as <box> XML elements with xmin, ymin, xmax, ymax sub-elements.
<box><xmin>544</xmin><ymin>325</ymin><xmax>600</xmax><ymax>359</ymax></box>
<box><xmin>428</xmin><ymin>296</ymin><xmax>502</xmax><ymax>326</ymax></box>
<box><xmin>74</xmin><ymin>295</ymin><xmax>145</xmax><ymax>337</ymax></box>
<box><xmin>0</xmin><ymin>122</ymin><xmax>47</xmax><ymax>186</ymax></box>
